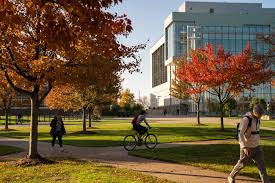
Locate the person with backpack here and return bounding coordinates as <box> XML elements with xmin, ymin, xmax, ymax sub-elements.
<box><xmin>132</xmin><ymin>110</ymin><xmax>151</xmax><ymax>143</ymax></box>
<box><xmin>228</xmin><ymin>104</ymin><xmax>270</xmax><ymax>183</ymax></box>
<box><xmin>50</xmin><ymin>114</ymin><xmax>66</xmax><ymax>152</ymax></box>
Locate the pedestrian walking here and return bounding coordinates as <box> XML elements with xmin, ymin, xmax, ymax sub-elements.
<box><xmin>228</xmin><ymin>104</ymin><xmax>270</xmax><ymax>183</ymax></box>
<box><xmin>50</xmin><ymin>114</ymin><xmax>66</xmax><ymax>152</ymax></box>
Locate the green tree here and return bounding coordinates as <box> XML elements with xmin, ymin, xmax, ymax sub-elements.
<box><xmin>224</xmin><ymin>98</ymin><xmax>237</xmax><ymax>117</ymax></box>
<box><xmin>249</xmin><ymin>97</ymin><xmax>267</xmax><ymax>111</ymax></box>
<box><xmin>132</xmin><ymin>103</ymin><xmax>144</xmax><ymax>115</ymax></box>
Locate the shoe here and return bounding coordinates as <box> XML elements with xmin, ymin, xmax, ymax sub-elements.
<box><xmin>227</xmin><ymin>176</ymin><xmax>235</xmax><ymax>183</ymax></box>
<box><xmin>60</xmin><ymin>147</ymin><xmax>64</xmax><ymax>152</ymax></box>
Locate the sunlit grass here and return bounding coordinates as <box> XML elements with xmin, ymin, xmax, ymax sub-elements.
<box><xmin>0</xmin><ymin>119</ymin><xmax>274</xmax><ymax>147</ymax></box>
<box><xmin>0</xmin><ymin>159</ymin><xmax>172</xmax><ymax>183</ymax></box>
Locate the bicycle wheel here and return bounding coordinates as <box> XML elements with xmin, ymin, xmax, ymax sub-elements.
<box><xmin>145</xmin><ymin>134</ymin><xmax>158</xmax><ymax>149</ymax></box>
<box><xmin>123</xmin><ymin>135</ymin><xmax>137</xmax><ymax>151</ymax></box>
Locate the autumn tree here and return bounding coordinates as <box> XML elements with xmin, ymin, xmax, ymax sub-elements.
<box><xmin>191</xmin><ymin>44</ymin><xmax>272</xmax><ymax>130</ymax></box>
<box><xmin>119</xmin><ymin>88</ymin><xmax>135</xmax><ymax>109</ymax></box>
<box><xmin>0</xmin><ymin>77</ymin><xmax>15</xmax><ymax>130</ymax></box>
<box><xmin>172</xmin><ymin>56</ymin><xmax>207</xmax><ymax>125</ymax></box>
<box><xmin>45</xmin><ymin>72</ymin><xmax>121</xmax><ymax>132</ymax></box>
<box><xmin>88</xmin><ymin>83</ymin><xmax>120</xmax><ymax>125</ymax></box>
<box><xmin>0</xmin><ymin>0</ymin><xmax>144</xmax><ymax>159</ymax></box>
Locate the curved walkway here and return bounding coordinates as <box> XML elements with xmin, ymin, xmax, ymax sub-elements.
<box><xmin>0</xmin><ymin>137</ymin><xmax>261</xmax><ymax>183</ymax></box>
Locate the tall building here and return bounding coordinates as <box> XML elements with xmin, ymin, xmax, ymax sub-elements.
<box><xmin>150</xmin><ymin>1</ymin><xmax>275</xmax><ymax>114</ymax></box>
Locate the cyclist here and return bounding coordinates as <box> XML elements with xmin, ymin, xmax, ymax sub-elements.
<box><xmin>133</xmin><ymin>110</ymin><xmax>151</xmax><ymax>143</ymax></box>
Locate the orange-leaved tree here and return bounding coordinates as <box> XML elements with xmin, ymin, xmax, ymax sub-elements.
<box><xmin>172</xmin><ymin>56</ymin><xmax>207</xmax><ymax>125</ymax></box>
<box><xmin>119</xmin><ymin>88</ymin><xmax>135</xmax><ymax>109</ymax></box>
<box><xmin>192</xmin><ymin>44</ymin><xmax>272</xmax><ymax>130</ymax></box>
<box><xmin>45</xmin><ymin>82</ymin><xmax>121</xmax><ymax>132</ymax></box>
<box><xmin>0</xmin><ymin>0</ymin><xmax>144</xmax><ymax>159</ymax></box>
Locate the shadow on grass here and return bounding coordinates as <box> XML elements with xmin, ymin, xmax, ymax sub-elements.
<box><xmin>138</xmin><ymin>170</ymin><xmax>261</xmax><ymax>182</ymax></box>
<box><xmin>0</xmin><ymin>129</ymin><xmax>18</xmax><ymax>132</ymax></box>
<box><xmin>69</xmin><ymin>131</ymin><xmax>98</xmax><ymax>135</ymax></box>
<box><xmin>193</xmin><ymin>124</ymin><xmax>208</xmax><ymax>126</ymax></box>
<box><xmin>0</xmin><ymin>145</ymin><xmax>24</xmax><ymax>156</ymax></box>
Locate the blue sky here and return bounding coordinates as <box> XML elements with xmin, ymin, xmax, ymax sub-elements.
<box><xmin>111</xmin><ymin>0</ymin><xmax>275</xmax><ymax>99</ymax></box>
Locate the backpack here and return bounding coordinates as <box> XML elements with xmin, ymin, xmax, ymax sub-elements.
<box><xmin>236</xmin><ymin>115</ymin><xmax>260</xmax><ymax>141</ymax></box>
<box><xmin>131</xmin><ymin>115</ymin><xmax>138</xmax><ymax>125</ymax></box>
<box><xmin>236</xmin><ymin>116</ymin><xmax>252</xmax><ymax>141</ymax></box>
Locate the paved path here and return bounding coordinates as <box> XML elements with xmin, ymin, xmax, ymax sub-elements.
<box><xmin>0</xmin><ymin>137</ymin><xmax>262</xmax><ymax>183</ymax></box>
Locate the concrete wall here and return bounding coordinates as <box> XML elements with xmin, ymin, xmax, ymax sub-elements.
<box><xmin>179</xmin><ymin>1</ymin><xmax>262</xmax><ymax>14</ymax></box>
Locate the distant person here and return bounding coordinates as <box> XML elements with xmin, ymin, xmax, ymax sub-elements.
<box><xmin>228</xmin><ymin>104</ymin><xmax>270</xmax><ymax>183</ymax></box>
<box><xmin>177</xmin><ymin>109</ymin><xmax>180</xmax><ymax>116</ymax></box>
<box><xmin>50</xmin><ymin>115</ymin><xmax>66</xmax><ymax>152</ymax></box>
<box><xmin>17</xmin><ymin>114</ymin><xmax>22</xmax><ymax>124</ymax></box>
<box><xmin>132</xmin><ymin>110</ymin><xmax>151</xmax><ymax>143</ymax></box>
<box><xmin>163</xmin><ymin>109</ymin><xmax>167</xmax><ymax>116</ymax></box>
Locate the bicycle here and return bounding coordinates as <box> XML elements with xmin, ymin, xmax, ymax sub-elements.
<box><xmin>123</xmin><ymin>128</ymin><xmax>158</xmax><ymax>151</ymax></box>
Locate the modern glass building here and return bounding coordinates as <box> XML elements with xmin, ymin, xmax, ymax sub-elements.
<box><xmin>150</xmin><ymin>1</ymin><xmax>275</xmax><ymax>114</ymax></box>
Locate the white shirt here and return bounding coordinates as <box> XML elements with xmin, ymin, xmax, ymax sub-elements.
<box><xmin>239</xmin><ymin>112</ymin><xmax>260</xmax><ymax>148</ymax></box>
<box><xmin>136</xmin><ymin>115</ymin><xmax>146</xmax><ymax>125</ymax></box>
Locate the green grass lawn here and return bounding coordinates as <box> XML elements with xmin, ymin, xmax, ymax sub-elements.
<box><xmin>129</xmin><ymin>140</ymin><xmax>275</xmax><ymax>181</ymax></box>
<box><xmin>0</xmin><ymin>120</ymin><xmax>274</xmax><ymax>147</ymax></box>
<box><xmin>261</xmin><ymin>120</ymin><xmax>275</xmax><ymax>128</ymax></box>
<box><xmin>1</xmin><ymin>119</ymin><xmax>275</xmax><ymax>147</ymax></box>
<box><xmin>0</xmin><ymin>145</ymin><xmax>23</xmax><ymax>156</ymax></box>
<box><xmin>0</xmin><ymin>159</ymin><xmax>172</xmax><ymax>183</ymax></box>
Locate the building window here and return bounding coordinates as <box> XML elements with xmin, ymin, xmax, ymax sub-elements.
<box><xmin>209</xmin><ymin>8</ymin><xmax>214</xmax><ymax>14</ymax></box>
<box><xmin>152</xmin><ymin>44</ymin><xmax>167</xmax><ymax>87</ymax></box>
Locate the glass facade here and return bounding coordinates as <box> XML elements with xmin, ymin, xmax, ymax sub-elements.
<box><xmin>165</xmin><ymin>21</ymin><xmax>194</xmax><ymax>59</ymax></box>
<box><xmin>188</xmin><ymin>25</ymin><xmax>271</xmax><ymax>55</ymax></box>
<box><xmin>152</xmin><ymin>44</ymin><xmax>167</xmax><ymax>87</ymax></box>
<box><xmin>185</xmin><ymin>24</ymin><xmax>273</xmax><ymax>102</ymax></box>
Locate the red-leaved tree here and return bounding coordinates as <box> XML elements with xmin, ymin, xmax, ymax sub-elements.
<box><xmin>191</xmin><ymin>44</ymin><xmax>272</xmax><ymax>130</ymax></box>
<box><xmin>172</xmin><ymin>56</ymin><xmax>207</xmax><ymax>125</ymax></box>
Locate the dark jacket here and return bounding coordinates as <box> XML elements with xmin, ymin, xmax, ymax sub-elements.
<box><xmin>50</xmin><ymin>117</ymin><xmax>66</xmax><ymax>136</ymax></box>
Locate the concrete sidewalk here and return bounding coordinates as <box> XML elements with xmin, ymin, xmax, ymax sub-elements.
<box><xmin>0</xmin><ymin>137</ymin><xmax>261</xmax><ymax>183</ymax></box>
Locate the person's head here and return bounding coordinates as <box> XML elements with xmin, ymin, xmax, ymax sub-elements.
<box><xmin>253</xmin><ymin>104</ymin><xmax>265</xmax><ymax>119</ymax></box>
<box><xmin>54</xmin><ymin>112</ymin><xmax>61</xmax><ymax>119</ymax></box>
<box><xmin>140</xmin><ymin>110</ymin><xmax>147</xmax><ymax>115</ymax></box>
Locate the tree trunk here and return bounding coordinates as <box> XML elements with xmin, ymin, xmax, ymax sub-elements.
<box><xmin>28</xmin><ymin>92</ymin><xmax>40</xmax><ymax>159</ymax></box>
<box><xmin>88</xmin><ymin>107</ymin><xmax>93</xmax><ymax>128</ymax></box>
<box><xmin>196</xmin><ymin>102</ymin><xmax>200</xmax><ymax>125</ymax></box>
<box><xmin>82</xmin><ymin>107</ymin><xmax>86</xmax><ymax>132</ymax></box>
<box><xmin>4</xmin><ymin>109</ymin><xmax>8</xmax><ymax>130</ymax></box>
<box><xmin>220</xmin><ymin>103</ymin><xmax>224</xmax><ymax>131</ymax></box>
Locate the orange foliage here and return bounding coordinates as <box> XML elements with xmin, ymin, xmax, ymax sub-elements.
<box><xmin>0</xmin><ymin>0</ymin><xmax>144</xmax><ymax>158</ymax></box>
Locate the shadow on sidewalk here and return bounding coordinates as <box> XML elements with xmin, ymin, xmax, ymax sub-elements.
<box><xmin>138</xmin><ymin>170</ymin><xmax>261</xmax><ymax>182</ymax></box>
